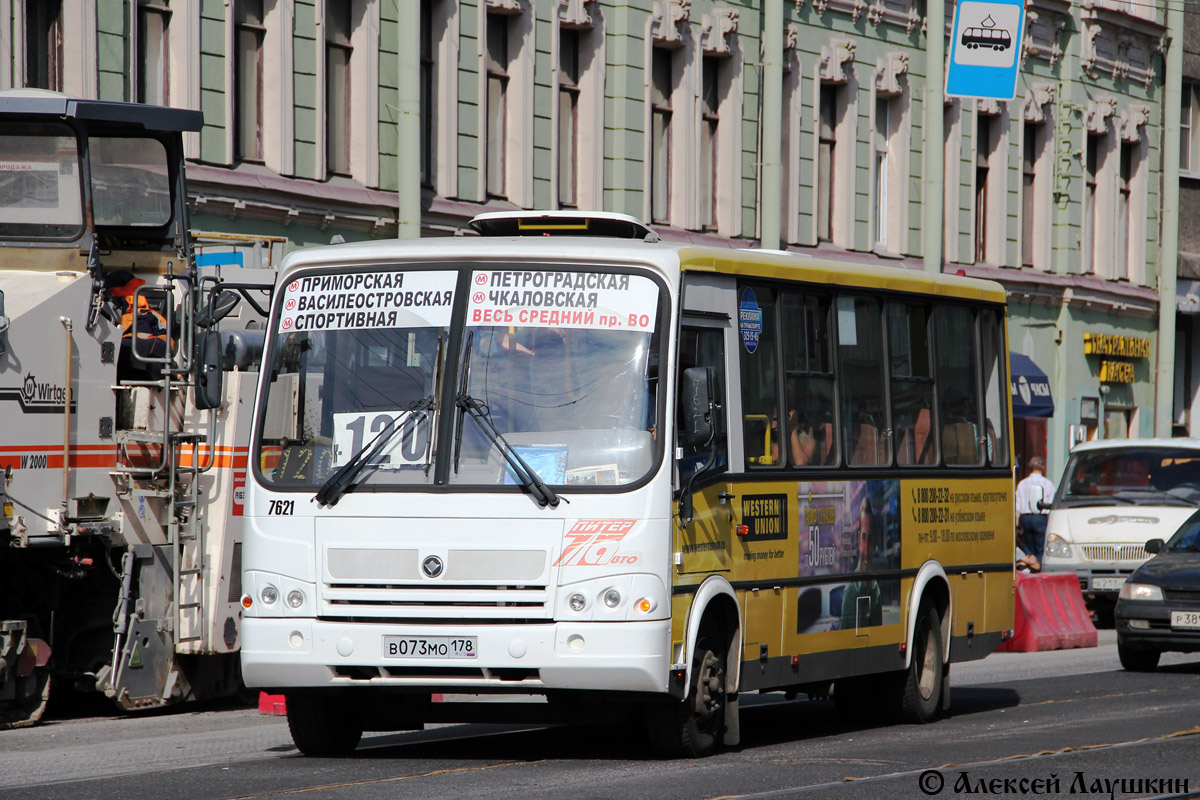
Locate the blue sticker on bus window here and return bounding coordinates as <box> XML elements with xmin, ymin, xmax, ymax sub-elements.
<box><xmin>739</xmin><ymin>288</ymin><xmax>763</xmax><ymax>354</ymax></box>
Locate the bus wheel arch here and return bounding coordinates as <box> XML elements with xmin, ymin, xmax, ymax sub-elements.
<box><xmin>683</xmin><ymin>576</ymin><xmax>742</xmax><ymax>701</ymax></box>
<box><xmin>646</xmin><ymin>576</ymin><xmax>741</xmax><ymax>756</ymax></box>
<box><xmin>900</xmin><ymin>562</ymin><xmax>951</xmax><ymax>721</ymax></box>
<box><xmin>906</xmin><ymin>562</ymin><xmax>951</xmax><ymax>670</ymax></box>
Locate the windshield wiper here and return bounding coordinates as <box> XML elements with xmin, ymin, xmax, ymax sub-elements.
<box><xmin>455</xmin><ymin>391</ymin><xmax>562</xmax><ymax>509</ymax></box>
<box><xmin>314</xmin><ymin>397</ymin><xmax>434</xmax><ymax>508</ymax></box>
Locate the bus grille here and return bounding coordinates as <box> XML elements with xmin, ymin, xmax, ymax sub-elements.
<box><xmin>1080</xmin><ymin>544</ymin><xmax>1150</xmax><ymax>563</ymax></box>
<box><xmin>319</xmin><ymin>583</ymin><xmax>551</xmax><ymax>621</ymax></box>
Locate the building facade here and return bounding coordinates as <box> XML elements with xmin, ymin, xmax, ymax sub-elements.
<box><xmin>1175</xmin><ymin>2</ymin><xmax>1200</xmax><ymax>438</ymax></box>
<box><xmin>1</xmin><ymin>0</ymin><xmax>1179</xmax><ymax>478</ymax></box>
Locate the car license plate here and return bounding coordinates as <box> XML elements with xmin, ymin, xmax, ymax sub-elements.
<box><xmin>1170</xmin><ymin>611</ymin><xmax>1200</xmax><ymax>630</ymax></box>
<box><xmin>382</xmin><ymin>635</ymin><xmax>477</xmax><ymax>659</ymax></box>
<box><xmin>1092</xmin><ymin>577</ymin><xmax>1125</xmax><ymax>591</ymax></box>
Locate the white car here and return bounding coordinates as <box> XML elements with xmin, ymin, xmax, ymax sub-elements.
<box><xmin>1041</xmin><ymin>438</ymin><xmax>1200</xmax><ymax>624</ymax></box>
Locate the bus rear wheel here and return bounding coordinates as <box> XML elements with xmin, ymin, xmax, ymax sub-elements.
<box><xmin>897</xmin><ymin>604</ymin><xmax>944</xmax><ymax>723</ymax></box>
<box><xmin>287</xmin><ymin>693</ymin><xmax>363</xmax><ymax>756</ymax></box>
<box><xmin>646</xmin><ymin>636</ymin><xmax>726</xmax><ymax>758</ymax></box>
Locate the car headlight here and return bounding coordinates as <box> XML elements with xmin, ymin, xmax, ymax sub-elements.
<box><xmin>1044</xmin><ymin>534</ymin><xmax>1072</xmax><ymax>559</ymax></box>
<box><xmin>1119</xmin><ymin>582</ymin><xmax>1163</xmax><ymax>602</ymax></box>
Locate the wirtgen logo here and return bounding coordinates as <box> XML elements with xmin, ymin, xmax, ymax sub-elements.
<box><xmin>0</xmin><ymin>373</ymin><xmax>75</xmax><ymax>414</ymax></box>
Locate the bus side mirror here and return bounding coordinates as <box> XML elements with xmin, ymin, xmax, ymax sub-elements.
<box><xmin>194</xmin><ymin>330</ymin><xmax>224</xmax><ymax>410</ymax></box>
<box><xmin>681</xmin><ymin>367</ymin><xmax>715</xmax><ymax>448</ymax></box>
<box><xmin>1145</xmin><ymin>538</ymin><xmax>1164</xmax><ymax>555</ymax></box>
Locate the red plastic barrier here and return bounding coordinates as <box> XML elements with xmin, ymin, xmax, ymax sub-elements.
<box><xmin>258</xmin><ymin>692</ymin><xmax>287</xmax><ymax>715</ymax></box>
<box><xmin>997</xmin><ymin>571</ymin><xmax>1098</xmax><ymax>652</ymax></box>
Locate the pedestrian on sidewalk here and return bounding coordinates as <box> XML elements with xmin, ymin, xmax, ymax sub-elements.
<box><xmin>1015</xmin><ymin>455</ymin><xmax>1055</xmax><ymax>563</ymax></box>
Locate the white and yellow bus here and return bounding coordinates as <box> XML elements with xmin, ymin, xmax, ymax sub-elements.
<box><xmin>238</xmin><ymin>212</ymin><xmax>1015</xmax><ymax>757</ymax></box>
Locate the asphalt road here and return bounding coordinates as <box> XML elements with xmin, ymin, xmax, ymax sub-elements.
<box><xmin>2</xmin><ymin>632</ymin><xmax>1198</xmax><ymax>800</ymax></box>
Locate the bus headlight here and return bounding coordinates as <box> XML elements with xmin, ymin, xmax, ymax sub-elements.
<box><xmin>260</xmin><ymin>585</ymin><xmax>279</xmax><ymax>605</ymax></box>
<box><xmin>568</xmin><ymin>593</ymin><xmax>587</xmax><ymax>612</ymax></box>
<box><xmin>286</xmin><ymin>589</ymin><xmax>306</xmax><ymax>609</ymax></box>
<box><xmin>1119</xmin><ymin>582</ymin><xmax>1163</xmax><ymax>602</ymax></box>
<box><xmin>602</xmin><ymin>589</ymin><xmax>622</xmax><ymax>608</ymax></box>
<box><xmin>1044</xmin><ymin>534</ymin><xmax>1073</xmax><ymax>559</ymax></box>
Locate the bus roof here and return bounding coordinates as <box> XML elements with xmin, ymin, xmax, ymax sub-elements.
<box><xmin>275</xmin><ymin>236</ymin><xmax>1007</xmax><ymax>305</ymax></box>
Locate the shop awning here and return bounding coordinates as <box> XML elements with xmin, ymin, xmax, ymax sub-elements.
<box><xmin>1010</xmin><ymin>352</ymin><xmax>1054</xmax><ymax>418</ymax></box>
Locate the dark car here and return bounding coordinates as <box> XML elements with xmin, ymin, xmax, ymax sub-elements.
<box><xmin>1114</xmin><ymin>510</ymin><xmax>1200</xmax><ymax>671</ymax></box>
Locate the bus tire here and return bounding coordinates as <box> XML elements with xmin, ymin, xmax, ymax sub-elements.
<box><xmin>645</xmin><ymin>635</ymin><xmax>726</xmax><ymax>758</ymax></box>
<box><xmin>287</xmin><ymin>694</ymin><xmax>363</xmax><ymax>756</ymax></box>
<box><xmin>1117</xmin><ymin>643</ymin><xmax>1160</xmax><ymax>672</ymax></box>
<box><xmin>898</xmin><ymin>603</ymin><xmax>944</xmax><ymax>723</ymax></box>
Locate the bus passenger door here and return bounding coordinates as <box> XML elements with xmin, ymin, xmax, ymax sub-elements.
<box><xmin>675</xmin><ymin>323</ymin><xmax>732</xmax><ymax>575</ymax></box>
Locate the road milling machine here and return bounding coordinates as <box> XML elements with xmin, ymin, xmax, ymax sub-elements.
<box><xmin>0</xmin><ymin>91</ymin><xmax>274</xmax><ymax>727</ymax></box>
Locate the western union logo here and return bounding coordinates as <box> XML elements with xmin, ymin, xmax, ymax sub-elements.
<box><xmin>1083</xmin><ymin>333</ymin><xmax>1152</xmax><ymax>359</ymax></box>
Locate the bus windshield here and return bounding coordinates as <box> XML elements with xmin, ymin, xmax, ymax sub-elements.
<box><xmin>452</xmin><ymin>267</ymin><xmax>662</xmax><ymax>489</ymax></box>
<box><xmin>1058</xmin><ymin>447</ymin><xmax>1200</xmax><ymax>507</ymax></box>
<box><xmin>256</xmin><ymin>268</ymin><xmax>457</xmax><ymax>489</ymax></box>
<box><xmin>254</xmin><ymin>264</ymin><xmax>664</xmax><ymax>492</ymax></box>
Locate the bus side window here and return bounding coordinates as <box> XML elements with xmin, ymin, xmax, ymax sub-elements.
<box><xmin>887</xmin><ymin>302</ymin><xmax>935</xmax><ymax>466</ymax></box>
<box><xmin>782</xmin><ymin>292</ymin><xmax>836</xmax><ymax>467</ymax></box>
<box><xmin>677</xmin><ymin>326</ymin><xmax>727</xmax><ymax>480</ymax></box>
<box><xmin>837</xmin><ymin>295</ymin><xmax>889</xmax><ymax>467</ymax></box>
<box><xmin>739</xmin><ymin>285</ymin><xmax>785</xmax><ymax>468</ymax></box>
<box><xmin>980</xmin><ymin>308</ymin><xmax>1009</xmax><ymax>466</ymax></box>
<box><xmin>935</xmin><ymin>305</ymin><xmax>984</xmax><ymax>466</ymax></box>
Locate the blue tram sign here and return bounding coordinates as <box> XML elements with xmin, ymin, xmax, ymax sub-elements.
<box><xmin>945</xmin><ymin>0</ymin><xmax>1026</xmax><ymax>101</ymax></box>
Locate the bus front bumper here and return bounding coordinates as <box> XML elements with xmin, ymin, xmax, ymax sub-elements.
<box><xmin>241</xmin><ymin>617</ymin><xmax>672</xmax><ymax>695</ymax></box>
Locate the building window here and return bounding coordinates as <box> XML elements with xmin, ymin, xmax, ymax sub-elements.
<box><xmin>558</xmin><ymin>28</ymin><xmax>580</xmax><ymax>208</ymax></box>
<box><xmin>137</xmin><ymin>1</ymin><xmax>170</xmax><ymax>105</ymax></box>
<box><xmin>1184</xmin><ymin>84</ymin><xmax>1199</xmax><ymax>176</ymax></box>
<box><xmin>325</xmin><ymin>2</ymin><xmax>352</xmax><ymax>176</ymax></box>
<box><xmin>650</xmin><ymin>47</ymin><xmax>672</xmax><ymax>225</ymax></box>
<box><xmin>24</xmin><ymin>0</ymin><xmax>63</xmax><ymax>90</ymax></box>
<box><xmin>1084</xmin><ymin>132</ymin><xmax>1102</xmax><ymax>274</ymax></box>
<box><xmin>1021</xmin><ymin>122</ymin><xmax>1036</xmax><ymax>267</ymax></box>
<box><xmin>235</xmin><ymin>0</ymin><xmax>265</xmax><ymax>162</ymax></box>
<box><xmin>700</xmin><ymin>56</ymin><xmax>720</xmax><ymax>230</ymax></box>
<box><xmin>974</xmin><ymin>113</ymin><xmax>992</xmax><ymax>264</ymax></box>
<box><xmin>873</xmin><ymin>97</ymin><xmax>890</xmax><ymax>250</ymax></box>
<box><xmin>1117</xmin><ymin>141</ymin><xmax>1134</xmax><ymax>279</ymax></box>
<box><xmin>485</xmin><ymin>13</ymin><xmax>509</xmax><ymax>199</ymax></box>
<box><xmin>817</xmin><ymin>84</ymin><xmax>838</xmax><ymax>243</ymax></box>
<box><xmin>420</xmin><ymin>0</ymin><xmax>434</xmax><ymax>187</ymax></box>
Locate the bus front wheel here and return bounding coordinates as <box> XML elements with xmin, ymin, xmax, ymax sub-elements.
<box><xmin>646</xmin><ymin>636</ymin><xmax>726</xmax><ymax>758</ymax></box>
<box><xmin>897</xmin><ymin>604</ymin><xmax>944</xmax><ymax>723</ymax></box>
<box><xmin>287</xmin><ymin>693</ymin><xmax>363</xmax><ymax>756</ymax></box>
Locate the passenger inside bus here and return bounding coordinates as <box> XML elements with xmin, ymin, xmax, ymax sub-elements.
<box><xmin>769</xmin><ymin>406</ymin><xmax>817</xmax><ymax>466</ymax></box>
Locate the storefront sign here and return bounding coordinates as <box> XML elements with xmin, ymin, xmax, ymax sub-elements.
<box><xmin>1082</xmin><ymin>333</ymin><xmax>1152</xmax><ymax>359</ymax></box>
<box><xmin>1083</xmin><ymin>332</ymin><xmax>1149</xmax><ymax>385</ymax></box>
